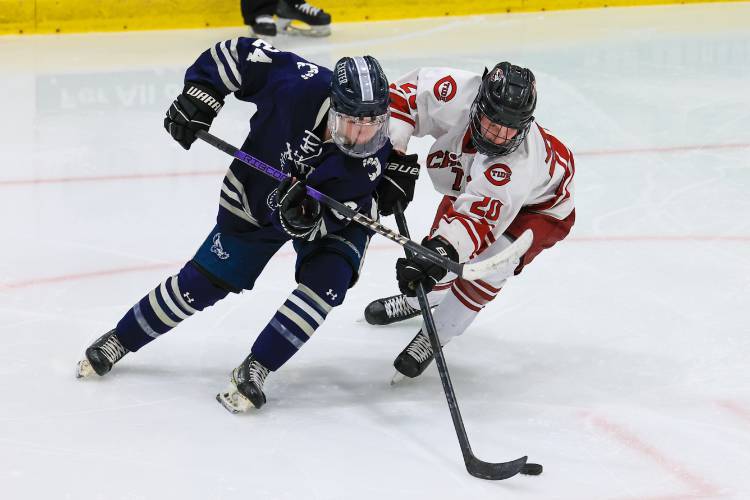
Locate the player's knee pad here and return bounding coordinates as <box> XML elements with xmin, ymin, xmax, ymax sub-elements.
<box><xmin>296</xmin><ymin>252</ymin><xmax>353</xmax><ymax>309</ymax></box>
<box><xmin>294</xmin><ymin>224</ymin><xmax>371</xmax><ymax>288</ymax></box>
<box><xmin>174</xmin><ymin>261</ymin><xmax>232</xmax><ymax>312</ymax></box>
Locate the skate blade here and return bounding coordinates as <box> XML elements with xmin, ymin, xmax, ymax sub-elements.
<box><xmin>76</xmin><ymin>359</ymin><xmax>95</xmax><ymax>378</ymax></box>
<box><xmin>216</xmin><ymin>384</ymin><xmax>254</xmax><ymax>414</ymax></box>
<box><xmin>390</xmin><ymin>371</ymin><xmax>406</xmax><ymax>386</ymax></box>
<box><xmin>277</xmin><ymin>19</ymin><xmax>331</xmax><ymax>37</ymax></box>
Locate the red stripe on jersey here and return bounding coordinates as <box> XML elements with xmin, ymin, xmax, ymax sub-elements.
<box><xmin>472</xmin><ymin>230</ymin><xmax>497</xmax><ymax>259</ymax></box>
<box><xmin>442</xmin><ymin>207</ymin><xmax>492</xmax><ymax>255</ymax></box>
<box><xmin>391</xmin><ymin>110</ymin><xmax>416</xmax><ymax>127</ymax></box>
<box><xmin>430</xmin><ymin>196</ymin><xmax>457</xmax><ymax>235</ymax></box>
<box><xmin>526</xmin><ymin>125</ymin><xmax>576</xmax><ymax>212</ymax></box>
<box><xmin>442</xmin><ymin>214</ymin><xmax>480</xmax><ymax>252</ymax></box>
<box><xmin>389</xmin><ymin>91</ymin><xmax>411</xmax><ymax>115</ymax></box>
<box><xmin>450</xmin><ymin>283</ymin><xmax>483</xmax><ymax>312</ymax></box>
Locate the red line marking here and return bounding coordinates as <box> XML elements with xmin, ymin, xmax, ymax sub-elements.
<box><xmin>584</xmin><ymin>412</ymin><xmax>719</xmax><ymax>497</ymax></box>
<box><xmin>1</xmin><ymin>233</ymin><xmax>748</xmax><ymax>291</ymax></box>
<box><xmin>717</xmin><ymin>400</ymin><xmax>750</xmax><ymax>425</ymax></box>
<box><xmin>577</xmin><ymin>142</ymin><xmax>750</xmax><ymax>157</ymax></box>
<box><xmin>0</xmin><ymin>169</ymin><xmax>224</xmax><ymax>187</ymax></box>
<box><xmin>0</xmin><ymin>246</ymin><xmax>384</xmax><ymax>291</ymax></box>
<box><xmin>1</xmin><ymin>142</ymin><xmax>749</xmax><ymax>188</ymax></box>
<box><xmin>569</xmin><ymin>235</ymin><xmax>750</xmax><ymax>242</ymax></box>
<box><xmin>0</xmin><ymin>262</ymin><xmax>180</xmax><ymax>290</ymax></box>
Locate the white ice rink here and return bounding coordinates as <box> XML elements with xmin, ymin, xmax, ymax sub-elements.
<box><xmin>1</xmin><ymin>3</ymin><xmax>749</xmax><ymax>499</ymax></box>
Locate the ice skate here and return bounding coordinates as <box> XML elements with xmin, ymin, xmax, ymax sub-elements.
<box><xmin>365</xmin><ymin>293</ymin><xmax>428</xmax><ymax>325</ymax></box>
<box><xmin>249</xmin><ymin>15</ymin><xmax>277</xmax><ymax>37</ymax></box>
<box><xmin>76</xmin><ymin>329</ymin><xmax>129</xmax><ymax>378</ymax></box>
<box><xmin>393</xmin><ymin>330</ymin><xmax>436</xmax><ymax>380</ymax></box>
<box><xmin>216</xmin><ymin>354</ymin><xmax>270</xmax><ymax>413</ymax></box>
<box><xmin>276</xmin><ymin>0</ymin><xmax>331</xmax><ymax>37</ymax></box>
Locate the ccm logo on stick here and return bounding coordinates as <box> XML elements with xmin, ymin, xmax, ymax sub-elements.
<box><xmin>484</xmin><ymin>164</ymin><xmax>512</xmax><ymax>186</ymax></box>
<box><xmin>433</xmin><ymin>76</ymin><xmax>457</xmax><ymax>102</ymax></box>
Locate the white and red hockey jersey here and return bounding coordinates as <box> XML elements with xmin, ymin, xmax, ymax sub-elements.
<box><xmin>389</xmin><ymin>67</ymin><xmax>576</xmax><ymax>269</ymax></box>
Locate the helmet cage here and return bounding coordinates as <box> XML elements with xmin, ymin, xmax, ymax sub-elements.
<box><xmin>469</xmin><ymin>99</ymin><xmax>530</xmax><ymax>157</ymax></box>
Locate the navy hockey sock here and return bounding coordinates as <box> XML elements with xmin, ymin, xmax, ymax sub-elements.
<box><xmin>115</xmin><ymin>261</ymin><xmax>230</xmax><ymax>351</ymax></box>
<box><xmin>251</xmin><ymin>253</ymin><xmax>350</xmax><ymax>370</ymax></box>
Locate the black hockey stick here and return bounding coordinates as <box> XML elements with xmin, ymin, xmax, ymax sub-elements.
<box><xmin>195</xmin><ymin>129</ymin><xmax>532</xmax><ymax>281</ymax></box>
<box><xmin>393</xmin><ymin>202</ymin><xmax>533</xmax><ymax>480</ymax></box>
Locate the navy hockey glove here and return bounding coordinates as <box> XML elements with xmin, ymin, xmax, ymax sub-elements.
<box><xmin>396</xmin><ymin>235</ymin><xmax>458</xmax><ymax>296</ymax></box>
<box><xmin>164</xmin><ymin>83</ymin><xmax>224</xmax><ymax>150</ymax></box>
<box><xmin>276</xmin><ymin>177</ymin><xmax>322</xmax><ymax>239</ymax></box>
<box><xmin>377</xmin><ymin>151</ymin><xmax>420</xmax><ymax>216</ymax></box>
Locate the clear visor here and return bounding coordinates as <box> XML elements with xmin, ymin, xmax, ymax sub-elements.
<box><xmin>327</xmin><ymin>109</ymin><xmax>390</xmax><ymax>158</ymax></box>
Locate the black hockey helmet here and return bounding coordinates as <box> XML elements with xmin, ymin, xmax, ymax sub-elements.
<box><xmin>328</xmin><ymin>56</ymin><xmax>390</xmax><ymax>158</ymax></box>
<box><xmin>470</xmin><ymin>62</ymin><xmax>537</xmax><ymax>157</ymax></box>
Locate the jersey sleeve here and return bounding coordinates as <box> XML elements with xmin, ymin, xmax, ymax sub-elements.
<box><xmin>387</xmin><ymin>69</ymin><xmax>421</xmax><ymax>152</ymax></box>
<box><xmin>184</xmin><ymin>37</ymin><xmax>297</xmax><ymax>100</ymax></box>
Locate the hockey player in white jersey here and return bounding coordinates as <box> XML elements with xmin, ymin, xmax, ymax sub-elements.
<box><xmin>366</xmin><ymin>62</ymin><xmax>576</xmax><ymax>378</ymax></box>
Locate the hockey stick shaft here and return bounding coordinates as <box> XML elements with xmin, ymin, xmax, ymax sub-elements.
<box><xmin>393</xmin><ymin>203</ymin><xmax>527</xmax><ymax>480</ymax></box>
<box><xmin>195</xmin><ymin>129</ymin><xmax>465</xmax><ymax>275</ymax></box>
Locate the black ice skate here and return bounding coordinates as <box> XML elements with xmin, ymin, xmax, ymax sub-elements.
<box><xmin>76</xmin><ymin>329</ymin><xmax>129</xmax><ymax>378</ymax></box>
<box><xmin>364</xmin><ymin>293</ymin><xmax>427</xmax><ymax>325</ymax></box>
<box><xmin>216</xmin><ymin>354</ymin><xmax>270</xmax><ymax>413</ymax></box>
<box><xmin>276</xmin><ymin>0</ymin><xmax>331</xmax><ymax>37</ymax></box>
<box><xmin>250</xmin><ymin>15</ymin><xmax>277</xmax><ymax>37</ymax></box>
<box><xmin>393</xmin><ymin>330</ymin><xmax>436</xmax><ymax>380</ymax></box>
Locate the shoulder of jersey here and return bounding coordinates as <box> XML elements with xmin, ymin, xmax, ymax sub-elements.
<box><xmin>419</xmin><ymin>67</ymin><xmax>481</xmax><ymax>104</ymax></box>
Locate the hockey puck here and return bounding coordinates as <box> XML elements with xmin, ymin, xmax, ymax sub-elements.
<box><xmin>521</xmin><ymin>463</ymin><xmax>543</xmax><ymax>476</ymax></box>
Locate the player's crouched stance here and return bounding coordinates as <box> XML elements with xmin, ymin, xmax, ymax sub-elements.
<box><xmin>76</xmin><ymin>38</ymin><xmax>392</xmax><ymax>414</ymax></box>
<box><xmin>367</xmin><ymin>63</ymin><xmax>576</xmax><ymax>379</ymax></box>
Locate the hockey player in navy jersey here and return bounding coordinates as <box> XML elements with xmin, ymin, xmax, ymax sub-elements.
<box><xmin>76</xmin><ymin>38</ymin><xmax>392</xmax><ymax>413</ymax></box>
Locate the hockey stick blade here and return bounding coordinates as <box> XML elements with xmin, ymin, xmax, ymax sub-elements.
<box><xmin>459</xmin><ymin>229</ymin><xmax>534</xmax><ymax>281</ymax></box>
<box><xmin>466</xmin><ymin>454</ymin><xmax>528</xmax><ymax>481</ymax></box>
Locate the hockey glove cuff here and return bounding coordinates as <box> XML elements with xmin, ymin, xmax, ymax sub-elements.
<box><xmin>396</xmin><ymin>235</ymin><xmax>458</xmax><ymax>296</ymax></box>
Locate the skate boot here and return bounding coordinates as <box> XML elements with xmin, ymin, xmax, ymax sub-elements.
<box><xmin>365</xmin><ymin>294</ymin><xmax>425</xmax><ymax>325</ymax></box>
<box><xmin>394</xmin><ymin>330</ymin><xmax>436</xmax><ymax>379</ymax></box>
<box><xmin>250</xmin><ymin>15</ymin><xmax>277</xmax><ymax>37</ymax></box>
<box><xmin>76</xmin><ymin>329</ymin><xmax>129</xmax><ymax>378</ymax></box>
<box><xmin>276</xmin><ymin>0</ymin><xmax>331</xmax><ymax>37</ymax></box>
<box><xmin>216</xmin><ymin>354</ymin><xmax>270</xmax><ymax>413</ymax></box>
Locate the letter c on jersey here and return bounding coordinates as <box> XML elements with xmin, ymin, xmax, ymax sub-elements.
<box><xmin>484</xmin><ymin>164</ymin><xmax>512</xmax><ymax>186</ymax></box>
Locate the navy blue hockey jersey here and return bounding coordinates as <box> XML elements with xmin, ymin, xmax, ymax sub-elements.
<box><xmin>184</xmin><ymin>37</ymin><xmax>391</xmax><ymax>238</ymax></box>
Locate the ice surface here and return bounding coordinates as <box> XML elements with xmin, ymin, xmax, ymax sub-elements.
<box><xmin>1</xmin><ymin>4</ymin><xmax>749</xmax><ymax>499</ymax></box>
